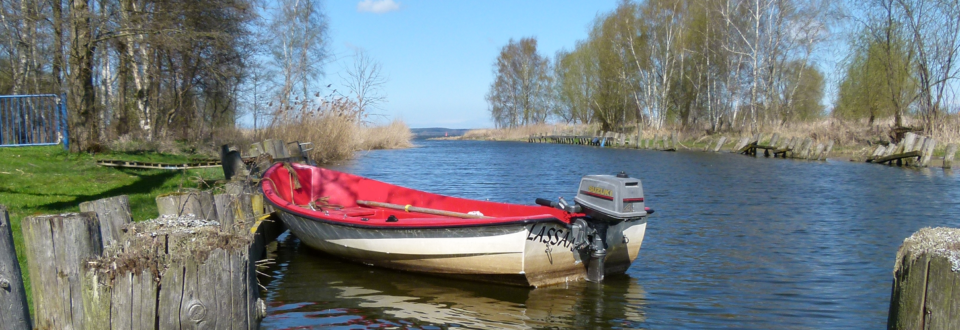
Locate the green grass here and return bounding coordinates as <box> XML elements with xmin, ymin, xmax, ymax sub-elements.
<box><xmin>0</xmin><ymin>145</ymin><xmax>225</xmax><ymax>315</ymax></box>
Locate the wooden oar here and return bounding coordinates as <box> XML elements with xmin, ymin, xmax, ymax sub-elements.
<box><xmin>356</xmin><ymin>200</ymin><xmax>492</xmax><ymax>219</ymax></box>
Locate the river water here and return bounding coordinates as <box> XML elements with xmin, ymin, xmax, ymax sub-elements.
<box><xmin>259</xmin><ymin>140</ymin><xmax>960</xmax><ymax>329</ymax></box>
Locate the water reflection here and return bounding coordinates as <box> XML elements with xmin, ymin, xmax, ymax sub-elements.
<box><xmin>262</xmin><ymin>233</ymin><xmax>647</xmax><ymax>329</ymax></box>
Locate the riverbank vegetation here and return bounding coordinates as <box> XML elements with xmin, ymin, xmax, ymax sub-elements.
<box><xmin>0</xmin><ymin>0</ymin><xmax>410</xmax><ymax>160</ymax></box>
<box><xmin>485</xmin><ymin>0</ymin><xmax>960</xmax><ymax>152</ymax></box>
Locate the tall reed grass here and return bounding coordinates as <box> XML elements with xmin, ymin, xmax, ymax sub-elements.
<box><xmin>261</xmin><ymin>98</ymin><xmax>412</xmax><ymax>164</ymax></box>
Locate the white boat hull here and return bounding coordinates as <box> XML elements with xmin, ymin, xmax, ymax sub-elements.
<box><xmin>278</xmin><ymin>212</ymin><xmax>647</xmax><ymax>287</ymax></box>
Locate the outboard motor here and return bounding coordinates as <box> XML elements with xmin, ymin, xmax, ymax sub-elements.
<box><xmin>537</xmin><ymin>171</ymin><xmax>652</xmax><ymax>283</ymax></box>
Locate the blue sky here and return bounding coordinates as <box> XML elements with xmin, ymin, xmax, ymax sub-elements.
<box><xmin>320</xmin><ymin>0</ymin><xmax>621</xmax><ymax>129</ymax></box>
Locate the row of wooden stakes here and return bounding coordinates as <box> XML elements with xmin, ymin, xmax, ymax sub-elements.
<box><xmin>727</xmin><ymin>133</ymin><xmax>834</xmax><ymax>161</ymax></box>
<box><xmin>0</xmin><ymin>180</ymin><xmax>284</xmax><ymax>330</ymax></box>
<box><xmin>865</xmin><ymin>132</ymin><xmax>958</xmax><ymax>168</ymax></box>
<box><xmin>528</xmin><ymin>131</ymin><xmax>681</xmax><ymax>151</ymax></box>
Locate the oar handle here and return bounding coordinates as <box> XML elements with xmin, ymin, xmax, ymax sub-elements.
<box><xmin>356</xmin><ymin>200</ymin><xmax>492</xmax><ymax>219</ymax></box>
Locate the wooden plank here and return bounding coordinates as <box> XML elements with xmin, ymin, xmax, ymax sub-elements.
<box><xmin>769</xmin><ymin>133</ymin><xmax>780</xmax><ymax>148</ymax></box>
<box><xmin>159</xmin><ymin>262</ymin><xmax>186</xmax><ymax>329</ymax></box>
<box><xmin>81</xmin><ymin>269</ymin><xmax>112</xmax><ymax>329</ymax></box>
<box><xmin>22</xmin><ymin>212</ymin><xmax>103</xmax><ymax>330</ymax></box>
<box><xmin>80</xmin><ymin>195</ymin><xmax>133</xmax><ymax>249</ymax></box>
<box><xmin>111</xmin><ymin>271</ymin><xmax>133</xmax><ymax>330</ymax></box>
<box><xmin>871</xmin><ymin>151</ymin><xmax>921</xmax><ymax>164</ymax></box>
<box><xmin>671</xmin><ymin>132</ymin><xmax>679</xmax><ymax>150</ymax></box>
<box><xmin>157</xmin><ymin>191</ymin><xmax>218</xmax><ymax>220</ymax></box>
<box><xmin>231</xmin><ymin>250</ymin><xmax>249</xmax><ymax>330</ymax></box>
<box><xmin>96</xmin><ymin>159</ymin><xmax>223</xmax><ymax>170</ymax></box>
<box><xmin>943</xmin><ymin>143</ymin><xmax>958</xmax><ymax>169</ymax></box>
<box><xmin>902</xmin><ymin>132</ymin><xmax>917</xmax><ymax>152</ymax></box>
<box><xmin>0</xmin><ymin>205</ymin><xmax>30</xmax><ymax>330</ymax></box>
<box><xmin>135</xmin><ymin>269</ymin><xmax>158</xmax><ymax>330</ymax></box>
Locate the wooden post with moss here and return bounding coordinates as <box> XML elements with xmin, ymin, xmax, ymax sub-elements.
<box><xmin>22</xmin><ymin>212</ymin><xmax>103</xmax><ymax>330</ymax></box>
<box><xmin>81</xmin><ymin>195</ymin><xmax>266</xmax><ymax>329</ymax></box>
<box><xmin>0</xmin><ymin>205</ymin><xmax>30</xmax><ymax>330</ymax></box>
<box><xmin>888</xmin><ymin>227</ymin><xmax>960</xmax><ymax>330</ymax></box>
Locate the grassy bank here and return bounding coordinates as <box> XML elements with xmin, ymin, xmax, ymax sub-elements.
<box><xmin>0</xmin><ymin>145</ymin><xmax>225</xmax><ymax>313</ymax></box>
<box><xmin>455</xmin><ymin>116</ymin><xmax>960</xmax><ymax>160</ymax></box>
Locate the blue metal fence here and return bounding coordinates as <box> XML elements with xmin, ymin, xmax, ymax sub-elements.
<box><xmin>0</xmin><ymin>94</ymin><xmax>68</xmax><ymax>150</ymax></box>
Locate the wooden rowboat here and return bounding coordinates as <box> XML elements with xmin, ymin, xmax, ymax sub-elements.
<box><xmin>261</xmin><ymin>162</ymin><xmax>651</xmax><ymax>287</ymax></box>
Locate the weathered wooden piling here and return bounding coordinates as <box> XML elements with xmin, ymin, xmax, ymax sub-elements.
<box><xmin>22</xmin><ymin>212</ymin><xmax>103</xmax><ymax>330</ymax></box>
<box><xmin>823</xmin><ymin>141</ymin><xmax>834</xmax><ymax>160</ymax></box>
<box><xmin>214</xmin><ymin>193</ymin><xmax>256</xmax><ymax>234</ymax></box>
<box><xmin>733</xmin><ymin>137</ymin><xmax>749</xmax><ymax>151</ymax></box>
<box><xmin>713</xmin><ymin>136</ymin><xmax>727</xmax><ymax>152</ymax></box>
<box><xmin>902</xmin><ymin>133</ymin><xmax>918</xmax><ymax>153</ymax></box>
<box><xmin>888</xmin><ymin>227</ymin><xmax>960</xmax><ymax>330</ymax></box>
<box><xmin>80</xmin><ymin>195</ymin><xmax>133</xmax><ymax>248</ymax></box>
<box><xmin>157</xmin><ymin>191</ymin><xmax>219</xmax><ymax>220</ymax></box>
<box><xmin>920</xmin><ymin>138</ymin><xmax>937</xmax><ymax>167</ymax></box>
<box><xmin>943</xmin><ymin>144</ymin><xmax>958</xmax><ymax>169</ymax></box>
<box><xmin>82</xmin><ymin>214</ymin><xmax>264</xmax><ymax>329</ymax></box>
<box><xmin>0</xmin><ymin>205</ymin><xmax>30</xmax><ymax>330</ymax></box>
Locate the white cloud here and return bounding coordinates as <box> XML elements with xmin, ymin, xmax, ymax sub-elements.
<box><xmin>357</xmin><ymin>0</ymin><xmax>400</xmax><ymax>14</ymax></box>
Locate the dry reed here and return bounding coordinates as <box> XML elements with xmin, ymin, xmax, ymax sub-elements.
<box><xmin>358</xmin><ymin>119</ymin><xmax>413</xmax><ymax>150</ymax></box>
<box><xmin>261</xmin><ymin>98</ymin><xmax>412</xmax><ymax>164</ymax></box>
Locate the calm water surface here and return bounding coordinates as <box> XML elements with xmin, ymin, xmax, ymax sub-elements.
<box><xmin>260</xmin><ymin>140</ymin><xmax>960</xmax><ymax>329</ymax></box>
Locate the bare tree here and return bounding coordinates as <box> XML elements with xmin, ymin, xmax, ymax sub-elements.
<box><xmin>267</xmin><ymin>0</ymin><xmax>329</xmax><ymax>116</ymax></box>
<box><xmin>340</xmin><ymin>49</ymin><xmax>387</xmax><ymax>122</ymax></box>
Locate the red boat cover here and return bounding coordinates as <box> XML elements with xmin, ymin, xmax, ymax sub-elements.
<box><xmin>261</xmin><ymin>163</ymin><xmax>575</xmax><ymax>228</ymax></box>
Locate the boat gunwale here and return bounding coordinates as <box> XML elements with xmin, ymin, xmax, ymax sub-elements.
<box><xmin>260</xmin><ymin>162</ymin><xmax>577</xmax><ymax>230</ymax></box>
<box><xmin>265</xmin><ymin>193</ymin><xmax>573</xmax><ymax>230</ymax></box>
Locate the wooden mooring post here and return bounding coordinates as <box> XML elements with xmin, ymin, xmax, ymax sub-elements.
<box><xmin>713</xmin><ymin>136</ymin><xmax>727</xmax><ymax>152</ymax></box>
<box><xmin>17</xmin><ymin>189</ymin><xmax>273</xmax><ymax>329</ymax></box>
<box><xmin>943</xmin><ymin>144</ymin><xmax>958</xmax><ymax>169</ymax></box>
<box><xmin>888</xmin><ymin>227</ymin><xmax>960</xmax><ymax>329</ymax></box>
<box><xmin>0</xmin><ymin>205</ymin><xmax>30</xmax><ymax>330</ymax></box>
<box><xmin>79</xmin><ymin>195</ymin><xmax>133</xmax><ymax>248</ymax></box>
<box><xmin>22</xmin><ymin>212</ymin><xmax>104</xmax><ymax>330</ymax></box>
